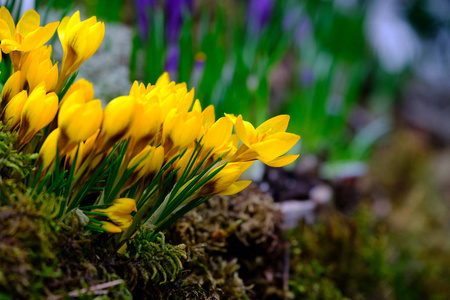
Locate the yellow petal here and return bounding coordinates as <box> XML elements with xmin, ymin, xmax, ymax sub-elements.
<box><xmin>19</xmin><ymin>21</ymin><xmax>59</xmax><ymax>52</ymax></box>
<box><xmin>224</xmin><ymin>113</ymin><xmax>237</xmax><ymax>124</ymax></box>
<box><xmin>156</xmin><ymin>72</ymin><xmax>170</xmax><ymax>86</ymax></box>
<box><xmin>16</xmin><ymin>10</ymin><xmax>40</xmax><ymax>36</ymax></box>
<box><xmin>235</xmin><ymin>115</ymin><xmax>250</xmax><ymax>146</ymax></box>
<box><xmin>260</xmin><ymin>154</ymin><xmax>299</xmax><ymax>167</ymax></box>
<box><xmin>84</xmin><ymin>21</ymin><xmax>105</xmax><ymax>59</ymax></box>
<box><xmin>203</xmin><ymin>117</ymin><xmax>233</xmax><ymax>150</ymax></box>
<box><xmin>0</xmin><ymin>18</ymin><xmax>12</xmax><ymax>41</ymax></box>
<box><xmin>101</xmin><ymin>222</ymin><xmax>123</xmax><ymax>233</ymax></box>
<box><xmin>0</xmin><ymin>7</ymin><xmax>15</xmax><ymax>38</ymax></box>
<box><xmin>218</xmin><ymin>180</ymin><xmax>252</xmax><ymax>196</ymax></box>
<box><xmin>250</xmin><ymin>133</ymin><xmax>299</xmax><ymax>161</ymax></box>
<box><xmin>256</xmin><ymin>114</ymin><xmax>290</xmax><ymax>135</ymax></box>
<box><xmin>192</xmin><ymin>99</ymin><xmax>202</xmax><ymax>113</ymax></box>
<box><xmin>202</xmin><ymin>105</ymin><xmax>215</xmax><ymax>128</ymax></box>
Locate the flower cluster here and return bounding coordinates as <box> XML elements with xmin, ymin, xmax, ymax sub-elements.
<box><xmin>0</xmin><ymin>7</ymin><xmax>299</xmax><ymax>241</ymax></box>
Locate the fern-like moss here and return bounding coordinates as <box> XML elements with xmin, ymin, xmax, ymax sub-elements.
<box><xmin>0</xmin><ymin>123</ymin><xmax>37</xmax><ymax>202</ymax></box>
<box><xmin>0</xmin><ymin>123</ymin><xmax>37</xmax><ymax>178</ymax></box>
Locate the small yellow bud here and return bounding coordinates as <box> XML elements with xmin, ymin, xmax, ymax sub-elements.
<box><xmin>0</xmin><ymin>71</ymin><xmax>26</xmax><ymax>111</ymax></box>
<box><xmin>199</xmin><ymin>162</ymin><xmax>252</xmax><ymax>197</ymax></box>
<box><xmin>92</xmin><ymin>198</ymin><xmax>137</xmax><ymax>232</ymax></box>
<box><xmin>2</xmin><ymin>90</ymin><xmax>27</xmax><ymax>130</ymax></box>
<box><xmin>37</xmin><ymin>128</ymin><xmax>60</xmax><ymax>174</ymax></box>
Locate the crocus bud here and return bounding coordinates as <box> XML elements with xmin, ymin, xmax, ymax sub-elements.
<box><xmin>127</xmin><ymin>100</ymin><xmax>161</xmax><ymax>157</ymax></box>
<box><xmin>21</xmin><ymin>45</ymin><xmax>58</xmax><ymax>92</ymax></box>
<box><xmin>57</xmin><ymin>11</ymin><xmax>105</xmax><ymax>90</ymax></box>
<box><xmin>60</xmin><ymin>78</ymin><xmax>95</xmax><ymax>106</ymax></box>
<box><xmin>199</xmin><ymin>162</ymin><xmax>252</xmax><ymax>197</ymax></box>
<box><xmin>92</xmin><ymin>198</ymin><xmax>137</xmax><ymax>232</ymax></box>
<box><xmin>37</xmin><ymin>128</ymin><xmax>60</xmax><ymax>174</ymax></box>
<box><xmin>95</xmin><ymin>96</ymin><xmax>136</xmax><ymax>154</ymax></box>
<box><xmin>2</xmin><ymin>90</ymin><xmax>27</xmax><ymax>130</ymax></box>
<box><xmin>58</xmin><ymin>90</ymin><xmax>103</xmax><ymax>155</ymax></box>
<box><xmin>0</xmin><ymin>71</ymin><xmax>26</xmax><ymax>111</ymax></box>
<box><xmin>17</xmin><ymin>85</ymin><xmax>58</xmax><ymax>147</ymax></box>
<box><xmin>124</xmin><ymin>145</ymin><xmax>164</xmax><ymax>190</ymax></box>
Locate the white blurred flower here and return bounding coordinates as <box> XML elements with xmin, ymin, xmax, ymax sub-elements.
<box><xmin>366</xmin><ymin>0</ymin><xmax>421</xmax><ymax>73</ymax></box>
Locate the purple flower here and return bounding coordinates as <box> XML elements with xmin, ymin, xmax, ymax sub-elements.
<box><xmin>165</xmin><ymin>44</ymin><xmax>180</xmax><ymax>79</ymax></box>
<box><xmin>165</xmin><ymin>0</ymin><xmax>194</xmax><ymax>44</ymax></box>
<box><xmin>247</xmin><ymin>0</ymin><xmax>274</xmax><ymax>35</ymax></box>
<box><xmin>135</xmin><ymin>0</ymin><xmax>156</xmax><ymax>40</ymax></box>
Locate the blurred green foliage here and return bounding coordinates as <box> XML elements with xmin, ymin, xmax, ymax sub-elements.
<box><xmin>129</xmin><ymin>0</ymin><xmax>393</xmax><ymax>164</ymax></box>
<box><xmin>131</xmin><ymin>1</ymin><xmax>294</xmax><ymax>126</ymax></box>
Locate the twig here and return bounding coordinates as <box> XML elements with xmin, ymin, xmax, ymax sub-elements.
<box><xmin>67</xmin><ymin>279</ymin><xmax>124</xmax><ymax>297</ymax></box>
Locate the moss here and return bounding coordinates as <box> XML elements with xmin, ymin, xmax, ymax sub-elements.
<box><xmin>366</xmin><ymin>129</ymin><xmax>450</xmax><ymax>299</ymax></box>
<box><xmin>0</xmin><ymin>191</ymin><xmax>62</xmax><ymax>298</ymax></box>
<box><xmin>0</xmin><ymin>188</ymin><xmax>201</xmax><ymax>299</ymax></box>
<box><xmin>167</xmin><ymin>185</ymin><xmax>287</xmax><ymax>299</ymax></box>
<box><xmin>287</xmin><ymin>206</ymin><xmax>392</xmax><ymax>300</ymax></box>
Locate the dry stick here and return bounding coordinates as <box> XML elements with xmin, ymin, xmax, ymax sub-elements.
<box><xmin>67</xmin><ymin>279</ymin><xmax>124</xmax><ymax>297</ymax></box>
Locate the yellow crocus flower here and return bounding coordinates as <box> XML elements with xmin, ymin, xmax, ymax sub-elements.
<box><xmin>0</xmin><ymin>70</ymin><xmax>26</xmax><ymax>110</ymax></box>
<box><xmin>127</xmin><ymin>97</ymin><xmax>162</xmax><ymax>158</ymax></box>
<box><xmin>17</xmin><ymin>85</ymin><xmax>58</xmax><ymax>147</ymax></box>
<box><xmin>67</xmin><ymin>129</ymin><xmax>101</xmax><ymax>175</ymax></box>
<box><xmin>232</xmin><ymin>114</ymin><xmax>300</xmax><ymax>167</ymax></box>
<box><xmin>124</xmin><ymin>145</ymin><xmax>165</xmax><ymax>190</ymax></box>
<box><xmin>20</xmin><ymin>45</ymin><xmax>58</xmax><ymax>92</ymax></box>
<box><xmin>58</xmin><ymin>90</ymin><xmax>103</xmax><ymax>155</ymax></box>
<box><xmin>92</xmin><ymin>198</ymin><xmax>137</xmax><ymax>232</ymax></box>
<box><xmin>163</xmin><ymin>109</ymin><xmax>203</xmax><ymax>152</ymax></box>
<box><xmin>202</xmin><ymin>116</ymin><xmax>234</xmax><ymax>156</ymax></box>
<box><xmin>94</xmin><ymin>96</ymin><xmax>136</xmax><ymax>154</ymax></box>
<box><xmin>57</xmin><ymin>11</ymin><xmax>105</xmax><ymax>90</ymax></box>
<box><xmin>0</xmin><ymin>8</ymin><xmax>59</xmax><ymax>69</ymax></box>
<box><xmin>2</xmin><ymin>90</ymin><xmax>27</xmax><ymax>130</ymax></box>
